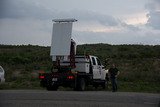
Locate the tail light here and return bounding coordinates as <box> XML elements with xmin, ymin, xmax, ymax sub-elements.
<box><xmin>39</xmin><ymin>75</ymin><xmax>45</xmax><ymax>79</ymax></box>
<box><xmin>67</xmin><ymin>76</ymin><xmax>74</xmax><ymax>79</ymax></box>
<box><xmin>39</xmin><ymin>70</ymin><xmax>45</xmax><ymax>79</ymax></box>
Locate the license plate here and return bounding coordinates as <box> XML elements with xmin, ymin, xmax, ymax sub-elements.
<box><xmin>52</xmin><ymin>78</ymin><xmax>57</xmax><ymax>81</ymax></box>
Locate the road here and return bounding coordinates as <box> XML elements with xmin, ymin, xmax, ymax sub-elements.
<box><xmin>0</xmin><ymin>90</ymin><xmax>159</xmax><ymax>107</ymax></box>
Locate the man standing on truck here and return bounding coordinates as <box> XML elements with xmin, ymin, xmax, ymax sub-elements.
<box><xmin>108</xmin><ymin>64</ymin><xmax>119</xmax><ymax>92</ymax></box>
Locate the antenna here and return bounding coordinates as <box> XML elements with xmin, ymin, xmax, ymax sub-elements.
<box><xmin>52</xmin><ymin>19</ymin><xmax>77</xmax><ymax>23</ymax></box>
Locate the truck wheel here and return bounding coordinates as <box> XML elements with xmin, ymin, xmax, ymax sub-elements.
<box><xmin>102</xmin><ymin>82</ymin><xmax>106</xmax><ymax>89</ymax></box>
<box><xmin>94</xmin><ymin>84</ymin><xmax>98</xmax><ymax>89</ymax></box>
<box><xmin>78</xmin><ymin>78</ymin><xmax>86</xmax><ymax>91</ymax></box>
<box><xmin>52</xmin><ymin>86</ymin><xmax>58</xmax><ymax>91</ymax></box>
<box><xmin>46</xmin><ymin>86</ymin><xmax>52</xmax><ymax>91</ymax></box>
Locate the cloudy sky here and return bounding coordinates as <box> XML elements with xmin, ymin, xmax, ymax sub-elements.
<box><xmin>0</xmin><ymin>0</ymin><xmax>160</xmax><ymax>46</ymax></box>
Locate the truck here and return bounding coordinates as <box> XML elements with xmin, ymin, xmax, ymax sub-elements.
<box><xmin>39</xmin><ymin>19</ymin><xmax>107</xmax><ymax>91</ymax></box>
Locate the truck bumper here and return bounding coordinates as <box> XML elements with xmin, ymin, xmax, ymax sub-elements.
<box><xmin>44</xmin><ymin>72</ymin><xmax>76</xmax><ymax>88</ymax></box>
<box><xmin>50</xmin><ymin>77</ymin><xmax>75</xmax><ymax>88</ymax></box>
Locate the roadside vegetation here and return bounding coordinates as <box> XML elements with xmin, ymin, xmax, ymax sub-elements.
<box><xmin>0</xmin><ymin>44</ymin><xmax>160</xmax><ymax>93</ymax></box>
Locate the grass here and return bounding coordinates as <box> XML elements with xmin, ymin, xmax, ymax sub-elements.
<box><xmin>0</xmin><ymin>44</ymin><xmax>160</xmax><ymax>93</ymax></box>
<box><xmin>0</xmin><ymin>80</ymin><xmax>43</xmax><ymax>90</ymax></box>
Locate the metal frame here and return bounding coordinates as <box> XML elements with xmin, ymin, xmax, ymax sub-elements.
<box><xmin>52</xmin><ymin>19</ymin><xmax>77</xmax><ymax>23</ymax></box>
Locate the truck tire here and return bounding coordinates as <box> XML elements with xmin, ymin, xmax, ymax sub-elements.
<box><xmin>78</xmin><ymin>78</ymin><xmax>86</xmax><ymax>91</ymax></box>
<box><xmin>46</xmin><ymin>86</ymin><xmax>52</xmax><ymax>91</ymax></box>
<box><xmin>52</xmin><ymin>86</ymin><xmax>58</xmax><ymax>91</ymax></box>
<box><xmin>94</xmin><ymin>85</ymin><xmax>98</xmax><ymax>89</ymax></box>
<box><xmin>102</xmin><ymin>82</ymin><xmax>106</xmax><ymax>89</ymax></box>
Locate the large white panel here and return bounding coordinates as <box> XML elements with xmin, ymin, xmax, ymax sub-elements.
<box><xmin>50</xmin><ymin>22</ymin><xmax>72</xmax><ymax>56</ymax></box>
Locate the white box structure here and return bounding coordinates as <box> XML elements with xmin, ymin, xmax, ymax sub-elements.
<box><xmin>50</xmin><ymin>19</ymin><xmax>77</xmax><ymax>61</ymax></box>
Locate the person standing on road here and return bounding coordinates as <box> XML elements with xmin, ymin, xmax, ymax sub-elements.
<box><xmin>108</xmin><ymin>64</ymin><xmax>119</xmax><ymax>92</ymax></box>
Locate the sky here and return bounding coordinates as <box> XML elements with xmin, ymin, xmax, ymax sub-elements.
<box><xmin>0</xmin><ymin>0</ymin><xmax>160</xmax><ymax>46</ymax></box>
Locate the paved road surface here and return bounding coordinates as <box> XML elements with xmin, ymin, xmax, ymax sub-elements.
<box><xmin>0</xmin><ymin>90</ymin><xmax>159</xmax><ymax>107</ymax></box>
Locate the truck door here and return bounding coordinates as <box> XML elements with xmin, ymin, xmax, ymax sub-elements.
<box><xmin>96</xmin><ymin>58</ymin><xmax>105</xmax><ymax>80</ymax></box>
<box><xmin>91</xmin><ymin>57</ymin><xmax>101</xmax><ymax>79</ymax></box>
<box><xmin>96</xmin><ymin>58</ymin><xmax>103</xmax><ymax>79</ymax></box>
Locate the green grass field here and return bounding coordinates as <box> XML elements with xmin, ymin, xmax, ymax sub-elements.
<box><xmin>0</xmin><ymin>44</ymin><xmax>160</xmax><ymax>93</ymax></box>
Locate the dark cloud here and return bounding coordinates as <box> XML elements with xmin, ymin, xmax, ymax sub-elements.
<box><xmin>0</xmin><ymin>0</ymin><xmax>119</xmax><ymax>27</ymax></box>
<box><xmin>56</xmin><ymin>10</ymin><xmax>140</xmax><ymax>31</ymax></box>
<box><xmin>1</xmin><ymin>0</ymin><xmax>155</xmax><ymax>46</ymax></box>
<box><xmin>0</xmin><ymin>0</ymin><xmax>53</xmax><ymax>19</ymax></box>
<box><xmin>0</xmin><ymin>0</ymin><xmax>138</xmax><ymax>31</ymax></box>
<box><xmin>54</xmin><ymin>10</ymin><xmax>119</xmax><ymax>27</ymax></box>
<box><xmin>86</xmin><ymin>12</ymin><xmax>118</xmax><ymax>26</ymax></box>
<box><xmin>145</xmin><ymin>0</ymin><xmax>160</xmax><ymax>30</ymax></box>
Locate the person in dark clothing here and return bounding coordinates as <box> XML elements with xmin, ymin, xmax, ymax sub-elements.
<box><xmin>108</xmin><ymin>64</ymin><xmax>119</xmax><ymax>92</ymax></box>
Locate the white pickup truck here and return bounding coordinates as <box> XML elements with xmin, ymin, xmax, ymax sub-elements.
<box><xmin>39</xmin><ymin>19</ymin><xmax>107</xmax><ymax>91</ymax></box>
<box><xmin>40</xmin><ymin>55</ymin><xmax>107</xmax><ymax>91</ymax></box>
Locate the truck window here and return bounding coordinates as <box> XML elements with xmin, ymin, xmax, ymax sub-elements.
<box><xmin>96</xmin><ymin>58</ymin><xmax>101</xmax><ymax>65</ymax></box>
<box><xmin>91</xmin><ymin>57</ymin><xmax>96</xmax><ymax>65</ymax></box>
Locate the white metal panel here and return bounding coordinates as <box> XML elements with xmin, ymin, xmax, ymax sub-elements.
<box><xmin>50</xmin><ymin>22</ymin><xmax>72</xmax><ymax>57</ymax></box>
<box><xmin>74</xmin><ymin>57</ymin><xmax>90</xmax><ymax>73</ymax></box>
<box><xmin>75</xmin><ymin>62</ymin><xmax>90</xmax><ymax>73</ymax></box>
